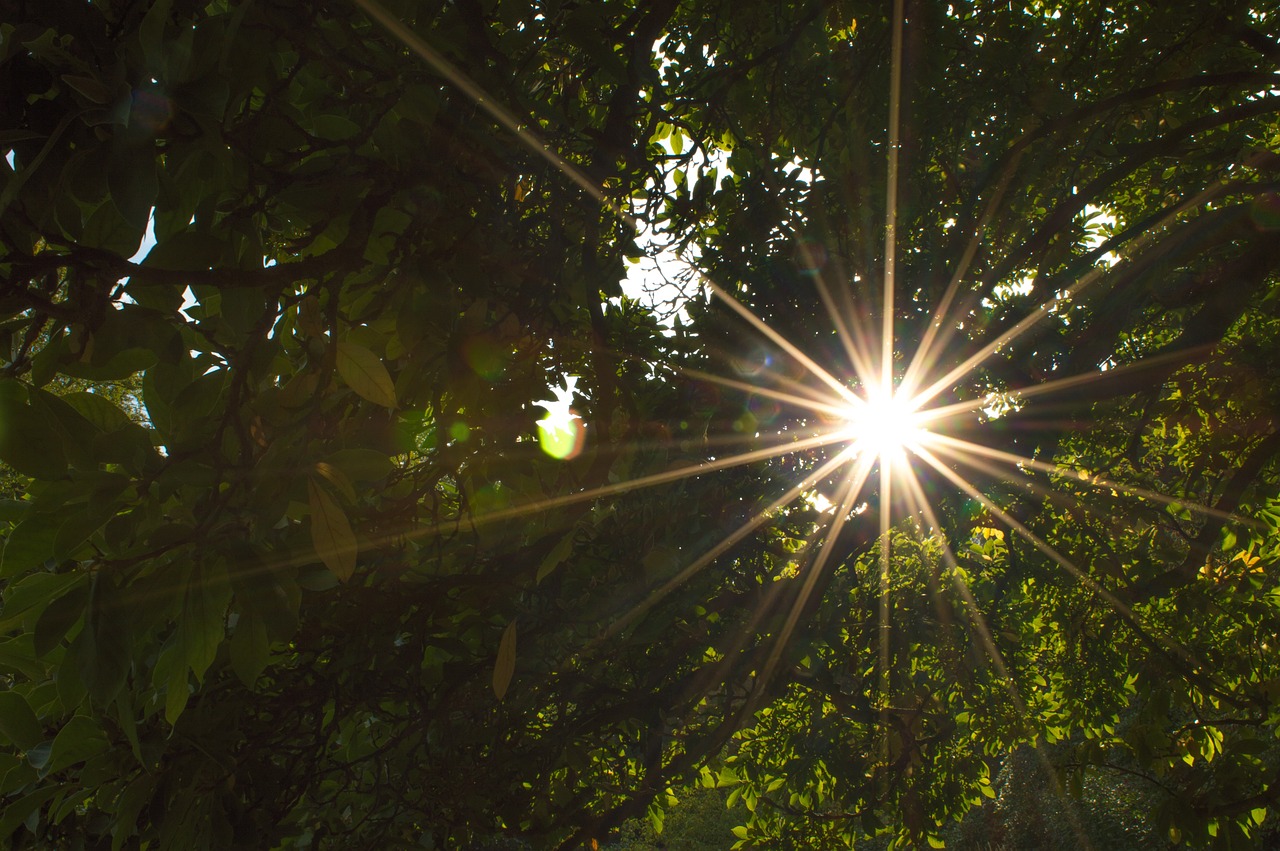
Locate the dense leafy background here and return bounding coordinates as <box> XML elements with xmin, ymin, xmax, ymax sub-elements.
<box><xmin>1</xmin><ymin>0</ymin><xmax>1279</xmax><ymax>848</ymax></box>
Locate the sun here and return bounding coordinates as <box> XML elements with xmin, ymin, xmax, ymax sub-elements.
<box><xmin>841</xmin><ymin>385</ymin><xmax>929</xmax><ymax>461</ymax></box>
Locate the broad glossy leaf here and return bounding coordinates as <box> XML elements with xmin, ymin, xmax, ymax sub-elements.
<box><xmin>308</xmin><ymin>478</ymin><xmax>356</xmax><ymax>581</ymax></box>
<box><xmin>313</xmin><ymin>461</ymin><xmax>356</xmax><ymax>504</ymax></box>
<box><xmin>47</xmin><ymin>716</ymin><xmax>109</xmax><ymax>776</ymax></box>
<box><xmin>33</xmin><ymin>582</ymin><xmax>89</xmax><ymax>658</ymax></box>
<box><xmin>0</xmin><ymin>572</ymin><xmax>85</xmax><ymax>628</ymax></box>
<box><xmin>0</xmin><ymin>691</ymin><xmax>44</xmax><ymax>751</ymax></box>
<box><xmin>229</xmin><ymin>605</ymin><xmax>270</xmax><ymax>688</ymax></box>
<box><xmin>492</xmin><ymin>619</ymin><xmax>517</xmax><ymax>700</ymax></box>
<box><xmin>0</xmin><ymin>380</ymin><xmax>67</xmax><ymax>479</ymax></box>
<box><xmin>336</xmin><ymin>341</ymin><xmax>397</xmax><ymax>408</ymax></box>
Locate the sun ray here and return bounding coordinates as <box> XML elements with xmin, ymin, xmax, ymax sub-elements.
<box><xmin>804</xmin><ymin>249</ymin><xmax>879</xmax><ymax>388</ymax></box>
<box><xmin>702</xmin><ymin>279</ymin><xmax>866</xmax><ymax>409</ymax></box>
<box><xmin>592</xmin><ymin>445</ymin><xmax>861</xmax><ymax>648</ymax></box>
<box><xmin>924</xmin><ymin>431</ymin><xmax>1250</xmax><ymax>525</ymax></box>
<box><xmin>754</xmin><ymin>452</ymin><xmax>878</xmax><ymax>709</ymax></box>
<box><xmin>915</xmin><ymin>344</ymin><xmax>1215</xmax><ymax>426</ymax></box>
<box><xmin>898</xmin><ymin>157</ymin><xmax>1024</xmax><ymax>400</ymax></box>
<box><xmin>672</xmin><ymin>364</ymin><xmax>856</xmax><ymax>421</ymax></box>
<box><xmin>908</xmin><ymin>164</ymin><xmax>1254</xmax><ymax>412</ymax></box>
<box><xmin>350</xmin><ymin>0</ymin><xmax>635</xmax><ymax>228</ymax></box>
<box><xmin>910</xmin><ymin>444</ymin><xmax>1210</xmax><ymax>678</ymax></box>
<box><xmin>882</xmin><ymin>0</ymin><xmax>906</xmax><ymax>394</ymax></box>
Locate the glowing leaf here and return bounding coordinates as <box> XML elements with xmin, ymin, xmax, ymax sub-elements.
<box><xmin>309</xmin><ymin>479</ymin><xmax>357</xmax><ymax>582</ymax></box>
<box><xmin>336</xmin><ymin>341</ymin><xmax>396</xmax><ymax>408</ymax></box>
<box><xmin>493</xmin><ymin>619</ymin><xmax>517</xmax><ymax>700</ymax></box>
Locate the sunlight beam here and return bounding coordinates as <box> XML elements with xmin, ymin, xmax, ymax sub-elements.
<box><xmin>596</xmin><ymin>445</ymin><xmax>862</xmax><ymax>646</ymax></box>
<box><xmin>899</xmin><ymin>157</ymin><xmax>1023</xmax><ymax>400</ymax></box>
<box><xmin>882</xmin><ymin>0</ymin><xmax>906</xmax><ymax>394</ymax></box>
<box><xmin>911</xmin><ymin>445</ymin><xmax>1207</xmax><ymax>674</ymax></box>
<box><xmin>755</xmin><ymin>453</ymin><xmax>877</xmax><ymax>703</ymax></box>
<box><xmin>910</xmin><ymin>170</ymin><xmax>1251</xmax><ymax>411</ymax></box>
<box><xmin>924</xmin><ymin>432</ymin><xmax>1249</xmax><ymax>525</ymax></box>
<box><xmin>350</xmin><ymin>0</ymin><xmax>635</xmax><ymax>228</ymax></box>
<box><xmin>674</xmin><ymin>364</ymin><xmax>856</xmax><ymax>421</ymax></box>
<box><xmin>805</xmin><ymin>254</ymin><xmax>879</xmax><ymax>389</ymax></box>
<box><xmin>704</xmin><ymin>279</ymin><xmax>865</xmax><ymax>408</ymax></box>
<box><xmin>914</xmin><ymin>345</ymin><xmax>1215</xmax><ymax>426</ymax></box>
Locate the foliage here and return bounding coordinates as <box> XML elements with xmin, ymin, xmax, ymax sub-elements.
<box><xmin>1</xmin><ymin>0</ymin><xmax>1279</xmax><ymax>848</ymax></box>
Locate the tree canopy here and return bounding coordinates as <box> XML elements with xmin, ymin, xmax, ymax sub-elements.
<box><xmin>2</xmin><ymin>0</ymin><xmax>1280</xmax><ymax>848</ymax></box>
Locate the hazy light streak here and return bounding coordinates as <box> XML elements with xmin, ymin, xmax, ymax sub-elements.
<box><xmin>704</xmin><ymin>279</ymin><xmax>865</xmax><ymax>408</ymax></box>
<box><xmin>925</xmin><ymin>432</ymin><xmax>1248</xmax><ymax>525</ymax></box>
<box><xmin>915</xmin><ymin>345</ymin><xmax>1214</xmax><ymax>425</ymax></box>
<box><xmin>257</xmin><ymin>429</ymin><xmax>854</xmax><ymax>581</ymax></box>
<box><xmin>757</xmin><ymin>454</ymin><xmax>877</xmax><ymax>699</ymax></box>
<box><xmin>911</xmin><ymin>445</ymin><xmax>1204</xmax><ymax>671</ymax></box>
<box><xmin>350</xmin><ymin>0</ymin><xmax>634</xmax><ymax>227</ymax></box>
<box><xmin>436</xmin><ymin>430</ymin><xmax>850</xmax><ymax>529</ymax></box>
<box><xmin>674</xmin><ymin>364</ymin><xmax>855</xmax><ymax>421</ymax></box>
<box><xmin>809</xmin><ymin>265</ymin><xmax>878</xmax><ymax>388</ymax></box>
<box><xmin>898</xmin><ymin>464</ymin><xmax>1095</xmax><ymax>847</ymax></box>
<box><xmin>899</xmin><ymin>155</ymin><xmax>1024</xmax><ymax>400</ymax></box>
<box><xmin>597</xmin><ymin>446</ymin><xmax>860</xmax><ymax>645</ymax></box>
<box><xmin>897</xmin><ymin>465</ymin><xmax>1014</xmax><ymax>682</ymax></box>
<box><xmin>877</xmin><ymin>450</ymin><xmax>893</xmax><ymax>759</ymax></box>
<box><xmin>912</xmin><ymin>171</ymin><xmax>1250</xmax><ymax>411</ymax></box>
<box><xmin>882</xmin><ymin>0</ymin><xmax>905</xmax><ymax>393</ymax></box>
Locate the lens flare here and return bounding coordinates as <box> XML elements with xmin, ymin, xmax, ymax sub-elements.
<box><xmin>841</xmin><ymin>387</ymin><xmax>928</xmax><ymax>460</ymax></box>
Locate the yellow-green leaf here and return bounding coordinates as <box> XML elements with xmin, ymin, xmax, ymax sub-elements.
<box><xmin>493</xmin><ymin>620</ymin><xmax>517</xmax><ymax>700</ymax></box>
<box><xmin>336</xmin><ymin>341</ymin><xmax>396</xmax><ymax>408</ymax></box>
<box><xmin>536</xmin><ymin>530</ymin><xmax>575</xmax><ymax>583</ymax></box>
<box><xmin>309</xmin><ymin>478</ymin><xmax>357</xmax><ymax>581</ymax></box>
<box><xmin>314</xmin><ymin>461</ymin><xmax>357</xmax><ymax>505</ymax></box>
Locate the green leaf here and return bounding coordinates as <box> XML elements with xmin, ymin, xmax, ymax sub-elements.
<box><xmin>111</xmin><ymin>774</ymin><xmax>156</xmax><ymax>851</ymax></box>
<box><xmin>165</xmin><ymin>659</ymin><xmax>190</xmax><ymax>726</ymax></box>
<box><xmin>308</xmin><ymin>478</ymin><xmax>357</xmax><ymax>581</ymax></box>
<box><xmin>0</xmin><ymin>691</ymin><xmax>44</xmax><ymax>751</ymax></box>
<box><xmin>0</xmin><ymin>572</ymin><xmax>85</xmax><ymax>628</ymax></box>
<box><xmin>60</xmin><ymin>74</ymin><xmax>114</xmax><ymax>104</ymax></box>
<box><xmin>2</xmin><ymin>512</ymin><xmax>61</xmax><ymax>579</ymax></box>
<box><xmin>179</xmin><ymin>562</ymin><xmax>231</xmax><ymax>684</ymax></box>
<box><xmin>336</xmin><ymin>341</ymin><xmax>397</xmax><ymax>408</ymax></box>
<box><xmin>493</xmin><ymin>619</ymin><xmax>517</xmax><ymax>700</ymax></box>
<box><xmin>325</xmin><ymin>448</ymin><xmax>395</xmax><ymax>482</ymax></box>
<box><xmin>312</xmin><ymin>114</ymin><xmax>361</xmax><ymax>141</ymax></box>
<box><xmin>313</xmin><ymin>461</ymin><xmax>357</xmax><ymax>505</ymax></box>
<box><xmin>0</xmin><ymin>787</ymin><xmax>58</xmax><ymax>842</ymax></box>
<box><xmin>536</xmin><ymin>530</ymin><xmax>575</xmax><ymax>583</ymax></box>
<box><xmin>46</xmin><ymin>715</ymin><xmax>109</xmax><ymax>775</ymax></box>
<box><xmin>60</xmin><ymin>392</ymin><xmax>131</xmax><ymax>432</ymax></box>
<box><xmin>229</xmin><ymin>605</ymin><xmax>269</xmax><ymax>688</ymax></box>
<box><xmin>138</xmin><ymin>0</ymin><xmax>173</xmax><ymax>74</ymax></box>
<box><xmin>33</xmin><ymin>582</ymin><xmax>89</xmax><ymax>658</ymax></box>
<box><xmin>0</xmin><ymin>380</ymin><xmax>67</xmax><ymax>479</ymax></box>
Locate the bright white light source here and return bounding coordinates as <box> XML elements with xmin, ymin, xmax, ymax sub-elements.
<box><xmin>534</xmin><ymin>376</ymin><xmax>585</xmax><ymax>460</ymax></box>
<box><xmin>842</xmin><ymin>389</ymin><xmax>926</xmax><ymax>458</ymax></box>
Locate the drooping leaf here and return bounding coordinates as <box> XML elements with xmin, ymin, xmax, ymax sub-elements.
<box><xmin>314</xmin><ymin>461</ymin><xmax>357</xmax><ymax>505</ymax></box>
<box><xmin>536</xmin><ymin>530</ymin><xmax>575</xmax><ymax>583</ymax></box>
<box><xmin>0</xmin><ymin>691</ymin><xmax>44</xmax><ymax>751</ymax></box>
<box><xmin>46</xmin><ymin>716</ymin><xmax>109</xmax><ymax>776</ymax></box>
<box><xmin>493</xmin><ymin>619</ymin><xmax>517</xmax><ymax>700</ymax></box>
<box><xmin>335</xmin><ymin>341</ymin><xmax>397</xmax><ymax>408</ymax></box>
<box><xmin>308</xmin><ymin>477</ymin><xmax>357</xmax><ymax>581</ymax></box>
<box><xmin>229</xmin><ymin>605</ymin><xmax>270</xmax><ymax>688</ymax></box>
